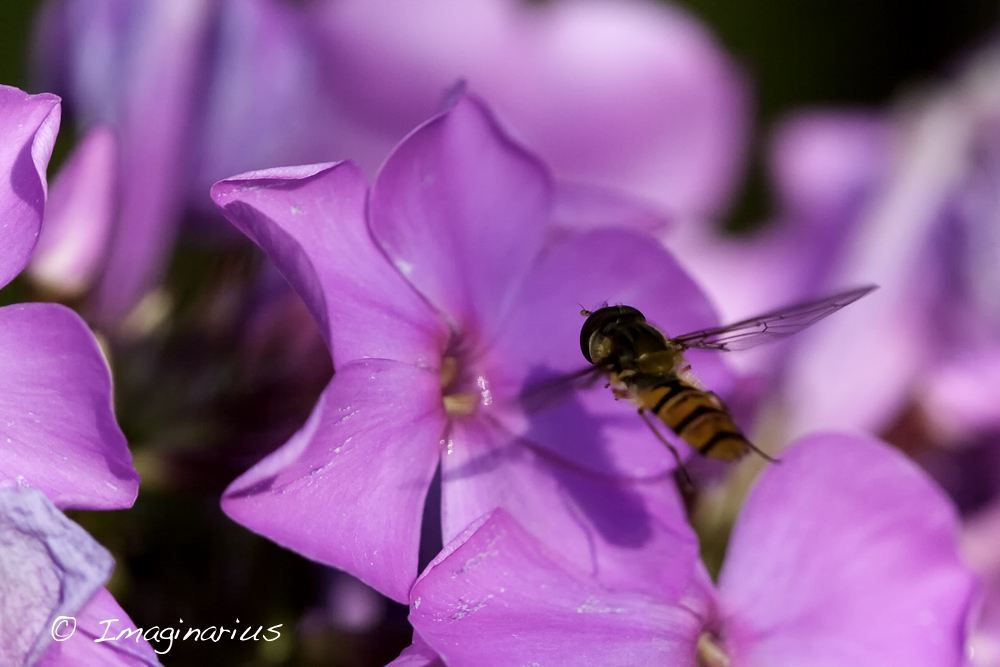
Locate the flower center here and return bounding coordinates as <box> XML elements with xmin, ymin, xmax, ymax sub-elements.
<box><xmin>440</xmin><ymin>354</ymin><xmax>492</xmax><ymax>418</ymax></box>
<box><xmin>696</xmin><ymin>632</ymin><xmax>731</xmax><ymax>667</ymax></box>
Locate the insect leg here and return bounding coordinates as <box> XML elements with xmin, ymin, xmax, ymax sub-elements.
<box><xmin>638</xmin><ymin>408</ymin><xmax>694</xmax><ymax>491</ymax></box>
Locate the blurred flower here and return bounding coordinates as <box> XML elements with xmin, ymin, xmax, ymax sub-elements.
<box><xmin>0</xmin><ymin>85</ymin><xmax>154</xmax><ymax>666</ymax></box>
<box><xmin>667</xmin><ymin>44</ymin><xmax>1000</xmax><ymax>447</ymax></box>
<box><xmin>26</xmin><ymin>126</ymin><xmax>117</xmax><ymax>299</ymax></box>
<box><xmin>34</xmin><ymin>0</ymin><xmax>339</xmax><ymax>325</ymax></box>
<box><xmin>35</xmin><ymin>0</ymin><xmax>747</xmax><ymax>327</ymax></box>
<box><xmin>307</xmin><ymin>0</ymin><xmax>748</xmax><ymax>220</ymax></box>
<box><xmin>398</xmin><ymin>434</ymin><xmax>975</xmax><ymax>667</ymax></box>
<box><xmin>0</xmin><ymin>85</ymin><xmax>137</xmax><ymax>510</ymax></box>
<box><xmin>212</xmin><ymin>95</ymin><xmax>736</xmax><ymax>603</ymax></box>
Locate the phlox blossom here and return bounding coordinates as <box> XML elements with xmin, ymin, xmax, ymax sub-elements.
<box><xmin>396</xmin><ymin>434</ymin><xmax>976</xmax><ymax>667</ymax></box>
<box><xmin>35</xmin><ymin>0</ymin><xmax>747</xmax><ymax>325</ymax></box>
<box><xmin>0</xmin><ymin>84</ymin><xmax>156</xmax><ymax>667</ymax></box>
<box><xmin>213</xmin><ymin>94</ymin><xmax>738</xmax><ymax>603</ymax></box>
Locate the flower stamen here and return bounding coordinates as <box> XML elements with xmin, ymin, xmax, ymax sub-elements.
<box><xmin>443</xmin><ymin>393</ymin><xmax>479</xmax><ymax>417</ymax></box>
<box><xmin>696</xmin><ymin>632</ymin><xmax>731</xmax><ymax>667</ymax></box>
<box><xmin>440</xmin><ymin>355</ymin><xmax>491</xmax><ymax>417</ymax></box>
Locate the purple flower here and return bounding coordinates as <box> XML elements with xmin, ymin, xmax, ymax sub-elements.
<box><xmin>307</xmin><ymin>0</ymin><xmax>749</xmax><ymax>219</ymax></box>
<box><xmin>399</xmin><ymin>433</ymin><xmax>975</xmax><ymax>667</ymax></box>
<box><xmin>0</xmin><ymin>85</ymin><xmax>59</xmax><ymax>289</ymax></box>
<box><xmin>212</xmin><ymin>94</ymin><xmax>735</xmax><ymax>603</ymax></box>
<box><xmin>721</xmin><ymin>48</ymin><xmax>1000</xmax><ymax>663</ymax></box>
<box><xmin>663</xmin><ymin>110</ymin><xmax>894</xmax><ymax>394</ymax></box>
<box><xmin>27</xmin><ymin>126</ymin><xmax>117</xmax><ymax>298</ymax></box>
<box><xmin>0</xmin><ymin>486</ymin><xmax>112</xmax><ymax>667</ymax></box>
<box><xmin>0</xmin><ymin>85</ymin><xmax>137</xmax><ymax>510</ymax></box>
<box><xmin>667</xmin><ymin>46</ymin><xmax>1000</xmax><ymax>447</ymax></box>
<box><xmin>36</xmin><ymin>0</ymin><xmax>747</xmax><ymax>325</ymax></box>
<box><xmin>0</xmin><ymin>84</ymin><xmax>153</xmax><ymax>666</ymax></box>
<box><xmin>2</xmin><ymin>488</ymin><xmax>161</xmax><ymax>667</ymax></box>
<box><xmin>34</xmin><ymin>0</ymin><xmax>338</xmax><ymax>324</ymax></box>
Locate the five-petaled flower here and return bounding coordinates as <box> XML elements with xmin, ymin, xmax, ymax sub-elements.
<box><xmin>213</xmin><ymin>94</ymin><xmax>742</xmax><ymax>603</ymax></box>
<box><xmin>396</xmin><ymin>434</ymin><xmax>976</xmax><ymax>667</ymax></box>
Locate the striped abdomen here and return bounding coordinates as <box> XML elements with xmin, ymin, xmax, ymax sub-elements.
<box><xmin>641</xmin><ymin>377</ymin><xmax>750</xmax><ymax>462</ymax></box>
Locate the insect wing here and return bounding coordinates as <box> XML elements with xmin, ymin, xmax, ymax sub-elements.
<box><xmin>670</xmin><ymin>284</ymin><xmax>878</xmax><ymax>352</ymax></box>
<box><xmin>517</xmin><ymin>365</ymin><xmax>606</xmax><ymax>413</ymax></box>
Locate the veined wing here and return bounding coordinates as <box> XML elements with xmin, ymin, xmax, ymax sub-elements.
<box><xmin>517</xmin><ymin>365</ymin><xmax>606</xmax><ymax>413</ymax></box>
<box><xmin>671</xmin><ymin>284</ymin><xmax>878</xmax><ymax>352</ymax></box>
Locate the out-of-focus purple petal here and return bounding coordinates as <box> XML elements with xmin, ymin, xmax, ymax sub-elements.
<box><xmin>0</xmin><ymin>85</ymin><xmax>60</xmax><ymax>291</ymax></box>
<box><xmin>770</xmin><ymin>110</ymin><xmax>893</xmax><ymax>228</ymax></box>
<box><xmin>28</xmin><ymin>126</ymin><xmax>117</xmax><ymax>297</ymax></box>
<box><xmin>487</xmin><ymin>228</ymin><xmax>732</xmax><ymax>477</ymax></box>
<box><xmin>310</xmin><ymin>0</ymin><xmax>748</xmax><ymax>218</ymax></box>
<box><xmin>190</xmin><ymin>0</ymin><xmax>340</xmax><ymax>212</ymax></box>
<box><xmin>663</xmin><ymin>111</ymin><xmax>893</xmax><ymax>380</ymax></box>
<box><xmin>0</xmin><ymin>303</ymin><xmax>137</xmax><ymax>511</ymax></box>
<box><xmin>719</xmin><ymin>433</ymin><xmax>975</xmax><ymax>667</ymax></box>
<box><xmin>221</xmin><ymin>360</ymin><xmax>445</xmax><ymax>603</ymax></box>
<box><xmin>779</xmin><ymin>91</ymin><xmax>973</xmax><ymax>438</ymax></box>
<box><xmin>309</xmin><ymin>0</ymin><xmax>515</xmax><ymax>151</ymax></box>
<box><xmin>550</xmin><ymin>181</ymin><xmax>669</xmax><ymax>236</ymax></box>
<box><xmin>212</xmin><ymin>161</ymin><xmax>448</xmax><ymax>367</ymax></box>
<box><xmin>963</xmin><ymin>501</ymin><xmax>1000</xmax><ymax>667</ymax></box>
<box><xmin>84</xmin><ymin>0</ymin><xmax>213</xmax><ymax>325</ymax></box>
<box><xmin>0</xmin><ymin>487</ymin><xmax>113</xmax><ymax>667</ymax></box>
<box><xmin>440</xmin><ymin>416</ymin><xmax>699</xmax><ymax>598</ymax></box>
<box><xmin>36</xmin><ymin>588</ymin><xmax>162</xmax><ymax>667</ymax></box>
<box><xmin>385</xmin><ymin>632</ymin><xmax>445</xmax><ymax>667</ymax></box>
<box><xmin>921</xmin><ymin>349</ymin><xmax>1000</xmax><ymax>441</ymax></box>
<box><xmin>369</xmin><ymin>95</ymin><xmax>552</xmax><ymax>337</ymax></box>
<box><xmin>661</xmin><ymin>224</ymin><xmax>807</xmax><ymax>382</ymax></box>
<box><xmin>511</xmin><ymin>0</ymin><xmax>748</xmax><ymax>219</ymax></box>
<box><xmin>410</xmin><ymin>509</ymin><xmax>703</xmax><ymax>667</ymax></box>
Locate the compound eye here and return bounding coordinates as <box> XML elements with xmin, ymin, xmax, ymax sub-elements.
<box><xmin>579</xmin><ymin>305</ymin><xmax>644</xmax><ymax>363</ymax></box>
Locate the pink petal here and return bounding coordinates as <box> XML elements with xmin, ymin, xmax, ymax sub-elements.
<box><xmin>212</xmin><ymin>161</ymin><xmax>448</xmax><ymax>367</ymax></box>
<box><xmin>189</xmin><ymin>0</ymin><xmax>341</xmax><ymax>212</ymax></box>
<box><xmin>310</xmin><ymin>0</ymin><xmax>748</xmax><ymax>217</ymax></box>
<box><xmin>779</xmin><ymin>97</ymin><xmax>971</xmax><ymax>439</ymax></box>
<box><xmin>769</xmin><ymin>110</ymin><xmax>893</xmax><ymax>227</ymax></box>
<box><xmin>386</xmin><ymin>632</ymin><xmax>445</xmax><ymax>667</ymax></box>
<box><xmin>920</xmin><ymin>348</ymin><xmax>1000</xmax><ymax>441</ymax></box>
<box><xmin>719</xmin><ymin>433</ymin><xmax>976</xmax><ymax>667</ymax></box>
<box><xmin>88</xmin><ymin>0</ymin><xmax>214</xmax><ymax>325</ymax></box>
<box><xmin>550</xmin><ymin>181</ymin><xmax>670</xmax><ymax>236</ymax></box>
<box><xmin>410</xmin><ymin>509</ymin><xmax>703</xmax><ymax>667</ymax></box>
<box><xmin>369</xmin><ymin>94</ymin><xmax>552</xmax><ymax>339</ymax></box>
<box><xmin>0</xmin><ymin>85</ymin><xmax>60</xmax><ymax>290</ymax></box>
<box><xmin>0</xmin><ymin>303</ymin><xmax>137</xmax><ymax>511</ymax></box>
<box><xmin>488</xmin><ymin>228</ymin><xmax>734</xmax><ymax>477</ymax></box>
<box><xmin>28</xmin><ymin>125</ymin><xmax>117</xmax><ymax>296</ymax></box>
<box><xmin>0</xmin><ymin>487</ymin><xmax>113</xmax><ymax>666</ymax></box>
<box><xmin>440</xmin><ymin>416</ymin><xmax>699</xmax><ymax>598</ymax></box>
<box><xmin>36</xmin><ymin>588</ymin><xmax>162</xmax><ymax>667</ymax></box>
<box><xmin>221</xmin><ymin>360</ymin><xmax>446</xmax><ymax>603</ymax></box>
<box><xmin>663</xmin><ymin>111</ymin><xmax>893</xmax><ymax>386</ymax></box>
<box><xmin>510</xmin><ymin>0</ymin><xmax>748</xmax><ymax>219</ymax></box>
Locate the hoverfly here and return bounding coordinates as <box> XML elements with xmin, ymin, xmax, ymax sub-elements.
<box><xmin>578</xmin><ymin>285</ymin><xmax>877</xmax><ymax>473</ymax></box>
